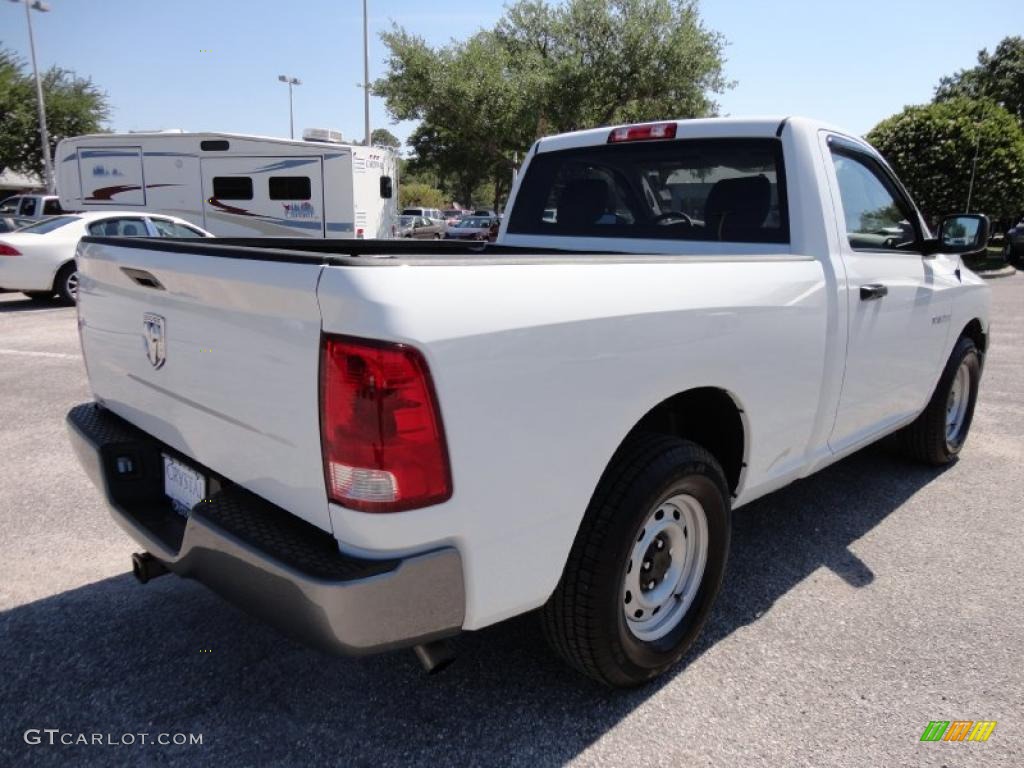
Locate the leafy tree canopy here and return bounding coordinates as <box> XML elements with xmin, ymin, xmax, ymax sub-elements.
<box><xmin>370</xmin><ymin>127</ymin><xmax>400</xmax><ymax>149</ymax></box>
<box><xmin>935</xmin><ymin>36</ymin><xmax>1024</xmax><ymax>125</ymax></box>
<box><xmin>374</xmin><ymin>0</ymin><xmax>729</xmax><ymax>207</ymax></box>
<box><xmin>866</xmin><ymin>98</ymin><xmax>1024</xmax><ymax>225</ymax></box>
<box><xmin>399</xmin><ymin>181</ymin><xmax>447</xmax><ymax>210</ymax></box>
<box><xmin>0</xmin><ymin>44</ymin><xmax>109</xmax><ymax>179</ymax></box>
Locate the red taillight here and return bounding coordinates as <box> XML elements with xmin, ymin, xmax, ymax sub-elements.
<box><xmin>0</xmin><ymin>243</ymin><xmax>21</xmax><ymax>256</ymax></box>
<box><xmin>320</xmin><ymin>334</ymin><xmax>451</xmax><ymax>512</ymax></box>
<box><xmin>607</xmin><ymin>122</ymin><xmax>678</xmax><ymax>143</ymax></box>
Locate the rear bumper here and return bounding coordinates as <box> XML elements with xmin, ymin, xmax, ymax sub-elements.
<box><xmin>66</xmin><ymin>402</ymin><xmax>465</xmax><ymax>655</ymax></box>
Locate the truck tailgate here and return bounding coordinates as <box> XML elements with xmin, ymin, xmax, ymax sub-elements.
<box><xmin>75</xmin><ymin>239</ymin><xmax>332</xmax><ymax>532</ymax></box>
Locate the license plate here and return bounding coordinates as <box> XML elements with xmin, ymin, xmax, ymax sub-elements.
<box><xmin>163</xmin><ymin>454</ymin><xmax>206</xmax><ymax>517</ymax></box>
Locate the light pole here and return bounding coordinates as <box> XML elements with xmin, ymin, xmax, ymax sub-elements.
<box><xmin>965</xmin><ymin>126</ymin><xmax>982</xmax><ymax>213</ymax></box>
<box><xmin>362</xmin><ymin>0</ymin><xmax>370</xmax><ymax>146</ymax></box>
<box><xmin>277</xmin><ymin>75</ymin><xmax>301</xmax><ymax>139</ymax></box>
<box><xmin>11</xmin><ymin>0</ymin><xmax>55</xmax><ymax>194</ymax></box>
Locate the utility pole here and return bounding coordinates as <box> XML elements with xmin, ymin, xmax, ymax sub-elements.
<box><xmin>363</xmin><ymin>0</ymin><xmax>371</xmax><ymax>146</ymax></box>
<box><xmin>12</xmin><ymin>0</ymin><xmax>55</xmax><ymax>194</ymax></box>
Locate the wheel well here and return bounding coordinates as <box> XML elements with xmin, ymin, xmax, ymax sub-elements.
<box><xmin>629</xmin><ymin>387</ymin><xmax>745</xmax><ymax>495</ymax></box>
<box><xmin>961</xmin><ymin>318</ymin><xmax>987</xmax><ymax>354</ymax></box>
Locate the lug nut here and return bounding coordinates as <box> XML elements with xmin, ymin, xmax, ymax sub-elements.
<box><xmin>643</xmin><ymin>560</ymin><xmax>651</xmax><ymax>571</ymax></box>
<box><xmin>647</xmin><ymin>580</ymin><xmax>656</xmax><ymax>590</ymax></box>
<box><xmin>656</xmin><ymin>539</ymin><xmax>664</xmax><ymax>550</ymax></box>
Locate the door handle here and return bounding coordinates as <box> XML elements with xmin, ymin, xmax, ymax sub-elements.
<box><xmin>860</xmin><ymin>284</ymin><xmax>888</xmax><ymax>301</ymax></box>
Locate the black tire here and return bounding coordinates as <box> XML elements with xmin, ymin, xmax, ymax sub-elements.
<box><xmin>896</xmin><ymin>335</ymin><xmax>981</xmax><ymax>465</ymax></box>
<box><xmin>541</xmin><ymin>433</ymin><xmax>731</xmax><ymax>688</ymax></box>
<box><xmin>54</xmin><ymin>261</ymin><xmax>78</xmax><ymax>305</ymax></box>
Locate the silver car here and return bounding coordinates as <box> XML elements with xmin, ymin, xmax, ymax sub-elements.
<box><xmin>398</xmin><ymin>215</ymin><xmax>445</xmax><ymax>239</ymax></box>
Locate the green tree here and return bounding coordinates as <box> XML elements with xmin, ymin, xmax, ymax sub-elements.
<box><xmin>370</xmin><ymin>127</ymin><xmax>401</xmax><ymax>149</ymax></box>
<box><xmin>375</xmin><ymin>0</ymin><xmax>729</xmax><ymax>208</ymax></box>
<box><xmin>399</xmin><ymin>181</ymin><xmax>446</xmax><ymax>210</ymax></box>
<box><xmin>0</xmin><ymin>45</ymin><xmax>109</xmax><ymax>179</ymax></box>
<box><xmin>935</xmin><ymin>36</ymin><xmax>1024</xmax><ymax>125</ymax></box>
<box><xmin>866</xmin><ymin>98</ymin><xmax>1024</xmax><ymax>225</ymax></box>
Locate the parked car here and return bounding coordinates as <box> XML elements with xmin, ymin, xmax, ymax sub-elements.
<box><xmin>0</xmin><ymin>216</ymin><xmax>36</xmax><ymax>233</ymax></box>
<box><xmin>0</xmin><ymin>211</ymin><xmax>212</xmax><ymax>304</ymax></box>
<box><xmin>442</xmin><ymin>209</ymin><xmax>465</xmax><ymax>226</ymax></box>
<box><xmin>444</xmin><ymin>215</ymin><xmax>499</xmax><ymax>241</ymax></box>
<box><xmin>402</xmin><ymin>207</ymin><xmax>445</xmax><ymax>223</ymax></box>
<box><xmin>0</xmin><ymin>194</ymin><xmax>68</xmax><ymax>219</ymax></box>
<box><xmin>1004</xmin><ymin>219</ymin><xmax>1024</xmax><ymax>266</ymax></box>
<box><xmin>66</xmin><ymin>116</ymin><xmax>990</xmax><ymax>688</ymax></box>
<box><xmin>399</xmin><ymin>214</ymin><xmax>445</xmax><ymax>239</ymax></box>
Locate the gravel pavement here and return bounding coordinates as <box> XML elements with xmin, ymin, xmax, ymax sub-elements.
<box><xmin>1</xmin><ymin>277</ymin><xmax>1022</xmax><ymax>767</ymax></box>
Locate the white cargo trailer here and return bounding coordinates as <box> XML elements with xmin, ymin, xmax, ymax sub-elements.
<box><xmin>56</xmin><ymin>130</ymin><xmax>399</xmax><ymax>238</ymax></box>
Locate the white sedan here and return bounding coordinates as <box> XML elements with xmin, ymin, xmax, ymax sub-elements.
<box><xmin>0</xmin><ymin>211</ymin><xmax>212</xmax><ymax>304</ymax></box>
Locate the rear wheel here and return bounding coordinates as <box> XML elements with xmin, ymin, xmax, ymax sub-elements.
<box><xmin>896</xmin><ymin>335</ymin><xmax>981</xmax><ymax>465</ymax></box>
<box><xmin>54</xmin><ymin>262</ymin><xmax>78</xmax><ymax>305</ymax></box>
<box><xmin>541</xmin><ymin>433</ymin><xmax>731</xmax><ymax>687</ymax></box>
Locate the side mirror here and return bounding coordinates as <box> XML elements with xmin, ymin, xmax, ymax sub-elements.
<box><xmin>379</xmin><ymin>176</ymin><xmax>393</xmax><ymax>199</ymax></box>
<box><xmin>937</xmin><ymin>213</ymin><xmax>989</xmax><ymax>256</ymax></box>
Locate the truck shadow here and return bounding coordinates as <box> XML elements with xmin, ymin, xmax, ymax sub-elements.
<box><xmin>0</xmin><ymin>444</ymin><xmax>945</xmax><ymax>767</ymax></box>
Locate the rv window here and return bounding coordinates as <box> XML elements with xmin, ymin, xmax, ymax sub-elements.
<box><xmin>380</xmin><ymin>176</ymin><xmax>393</xmax><ymax>199</ymax></box>
<box><xmin>212</xmin><ymin>177</ymin><xmax>253</xmax><ymax>200</ymax></box>
<box><xmin>201</xmin><ymin>140</ymin><xmax>230</xmax><ymax>151</ymax></box>
<box><xmin>268</xmin><ymin>176</ymin><xmax>312</xmax><ymax>200</ymax></box>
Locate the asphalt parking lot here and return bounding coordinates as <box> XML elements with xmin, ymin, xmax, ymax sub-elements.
<box><xmin>1</xmin><ymin>276</ymin><xmax>1022</xmax><ymax>767</ymax></box>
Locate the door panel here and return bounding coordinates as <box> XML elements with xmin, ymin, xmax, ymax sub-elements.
<box><xmin>824</xmin><ymin>136</ymin><xmax>955</xmax><ymax>450</ymax></box>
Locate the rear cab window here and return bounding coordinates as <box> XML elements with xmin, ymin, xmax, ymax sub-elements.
<box><xmin>507</xmin><ymin>138</ymin><xmax>789</xmax><ymax>245</ymax></box>
<box><xmin>42</xmin><ymin>198</ymin><xmax>64</xmax><ymax>215</ymax></box>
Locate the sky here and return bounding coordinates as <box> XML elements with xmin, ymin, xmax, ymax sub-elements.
<box><xmin>2</xmin><ymin>0</ymin><xmax>1019</xmax><ymax>149</ymax></box>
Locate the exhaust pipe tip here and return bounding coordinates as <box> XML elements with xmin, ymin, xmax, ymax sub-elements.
<box><xmin>131</xmin><ymin>552</ymin><xmax>168</xmax><ymax>584</ymax></box>
<box><xmin>413</xmin><ymin>639</ymin><xmax>456</xmax><ymax>675</ymax></box>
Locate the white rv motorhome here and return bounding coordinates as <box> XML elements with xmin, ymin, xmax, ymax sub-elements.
<box><xmin>56</xmin><ymin>130</ymin><xmax>399</xmax><ymax>239</ymax></box>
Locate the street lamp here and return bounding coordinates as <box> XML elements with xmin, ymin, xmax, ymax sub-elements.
<box><xmin>277</xmin><ymin>74</ymin><xmax>301</xmax><ymax>139</ymax></box>
<box><xmin>10</xmin><ymin>0</ymin><xmax>55</xmax><ymax>194</ymax></box>
<box><xmin>362</xmin><ymin>0</ymin><xmax>370</xmax><ymax>146</ymax></box>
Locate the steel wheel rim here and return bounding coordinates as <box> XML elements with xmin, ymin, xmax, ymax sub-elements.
<box><xmin>66</xmin><ymin>270</ymin><xmax>79</xmax><ymax>299</ymax></box>
<box><xmin>622</xmin><ymin>492</ymin><xmax>708</xmax><ymax>642</ymax></box>
<box><xmin>945</xmin><ymin>361</ymin><xmax>971</xmax><ymax>445</ymax></box>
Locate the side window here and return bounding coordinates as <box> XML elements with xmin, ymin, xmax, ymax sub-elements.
<box><xmin>19</xmin><ymin>197</ymin><xmax>38</xmax><ymax>216</ymax></box>
<box><xmin>0</xmin><ymin>197</ymin><xmax>18</xmax><ymax>214</ymax></box>
<box><xmin>151</xmin><ymin>219</ymin><xmax>205</xmax><ymax>238</ymax></box>
<box><xmin>87</xmin><ymin>218</ymin><xmax>148</xmax><ymax>237</ymax></box>
<box><xmin>268</xmin><ymin>176</ymin><xmax>311</xmax><ymax>200</ymax></box>
<box><xmin>42</xmin><ymin>199</ymin><xmax>63</xmax><ymax>215</ymax></box>
<box><xmin>212</xmin><ymin>176</ymin><xmax>253</xmax><ymax>200</ymax></box>
<box><xmin>830</xmin><ymin>148</ymin><xmax>918</xmax><ymax>251</ymax></box>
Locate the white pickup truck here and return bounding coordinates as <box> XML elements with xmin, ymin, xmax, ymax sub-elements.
<box><xmin>66</xmin><ymin>117</ymin><xmax>991</xmax><ymax>687</ymax></box>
